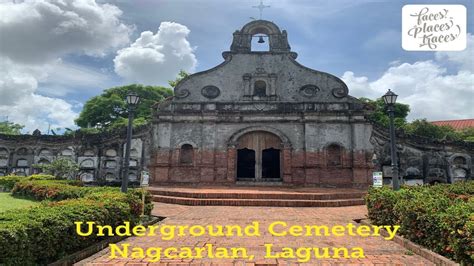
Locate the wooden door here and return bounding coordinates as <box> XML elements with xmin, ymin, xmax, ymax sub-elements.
<box><xmin>237</xmin><ymin>131</ymin><xmax>282</xmax><ymax>180</ymax></box>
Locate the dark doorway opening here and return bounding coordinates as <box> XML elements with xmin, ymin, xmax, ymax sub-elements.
<box><xmin>237</xmin><ymin>148</ymin><xmax>256</xmax><ymax>179</ymax></box>
<box><xmin>262</xmin><ymin>148</ymin><xmax>280</xmax><ymax>179</ymax></box>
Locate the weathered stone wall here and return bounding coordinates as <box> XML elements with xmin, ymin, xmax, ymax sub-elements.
<box><xmin>0</xmin><ymin>127</ymin><xmax>151</xmax><ymax>184</ymax></box>
<box><xmin>151</xmin><ymin>100</ymin><xmax>374</xmax><ymax>188</ymax></box>
<box><xmin>0</xmin><ymin>123</ymin><xmax>471</xmax><ymax>186</ymax></box>
<box><xmin>173</xmin><ymin>53</ymin><xmax>350</xmax><ymax>103</ymax></box>
<box><xmin>371</xmin><ymin>124</ymin><xmax>473</xmax><ymax>185</ymax></box>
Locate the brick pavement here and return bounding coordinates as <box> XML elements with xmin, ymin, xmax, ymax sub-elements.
<box><xmin>77</xmin><ymin>203</ymin><xmax>434</xmax><ymax>266</ymax></box>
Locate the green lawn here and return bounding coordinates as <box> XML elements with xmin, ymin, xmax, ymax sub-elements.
<box><xmin>0</xmin><ymin>192</ymin><xmax>40</xmax><ymax>213</ymax></box>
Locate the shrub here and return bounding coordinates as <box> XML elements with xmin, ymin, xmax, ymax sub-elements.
<box><xmin>393</xmin><ymin>187</ymin><xmax>452</xmax><ymax>255</ymax></box>
<box><xmin>28</xmin><ymin>174</ymin><xmax>57</xmax><ymax>180</ymax></box>
<box><xmin>366</xmin><ymin>181</ymin><xmax>474</xmax><ymax>264</ymax></box>
<box><xmin>0</xmin><ymin>175</ymin><xmax>25</xmax><ymax>190</ymax></box>
<box><xmin>33</xmin><ymin>158</ymin><xmax>80</xmax><ymax>179</ymax></box>
<box><xmin>0</xmin><ymin>174</ymin><xmax>63</xmax><ymax>191</ymax></box>
<box><xmin>12</xmin><ymin>180</ymin><xmax>89</xmax><ymax>201</ymax></box>
<box><xmin>0</xmin><ymin>198</ymin><xmax>136</xmax><ymax>265</ymax></box>
<box><xmin>440</xmin><ymin>199</ymin><xmax>474</xmax><ymax>263</ymax></box>
<box><xmin>0</xmin><ymin>179</ymin><xmax>154</xmax><ymax>265</ymax></box>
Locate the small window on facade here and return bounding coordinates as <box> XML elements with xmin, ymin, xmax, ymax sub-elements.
<box><xmin>180</xmin><ymin>144</ymin><xmax>194</xmax><ymax>164</ymax></box>
<box><xmin>254</xmin><ymin>80</ymin><xmax>267</xmax><ymax>96</ymax></box>
<box><xmin>327</xmin><ymin>144</ymin><xmax>342</xmax><ymax>167</ymax></box>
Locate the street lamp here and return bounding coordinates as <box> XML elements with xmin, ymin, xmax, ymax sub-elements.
<box><xmin>121</xmin><ymin>92</ymin><xmax>140</xmax><ymax>193</ymax></box>
<box><xmin>382</xmin><ymin>89</ymin><xmax>400</xmax><ymax>191</ymax></box>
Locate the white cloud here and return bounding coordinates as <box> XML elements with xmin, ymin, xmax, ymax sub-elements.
<box><xmin>435</xmin><ymin>39</ymin><xmax>474</xmax><ymax>70</ymax></box>
<box><xmin>114</xmin><ymin>22</ymin><xmax>197</xmax><ymax>86</ymax></box>
<box><xmin>343</xmin><ymin>35</ymin><xmax>474</xmax><ymax>121</ymax></box>
<box><xmin>0</xmin><ymin>0</ymin><xmax>132</xmax><ymax>132</ymax></box>
<box><xmin>0</xmin><ymin>58</ymin><xmax>40</xmax><ymax>106</ymax></box>
<box><xmin>0</xmin><ymin>57</ymin><xmax>79</xmax><ymax>131</ymax></box>
<box><xmin>0</xmin><ymin>94</ymin><xmax>78</xmax><ymax>133</ymax></box>
<box><xmin>0</xmin><ymin>0</ymin><xmax>133</xmax><ymax>64</ymax></box>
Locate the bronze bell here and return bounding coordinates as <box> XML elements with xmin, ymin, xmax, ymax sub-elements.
<box><xmin>257</xmin><ymin>36</ymin><xmax>265</xmax><ymax>43</ymax></box>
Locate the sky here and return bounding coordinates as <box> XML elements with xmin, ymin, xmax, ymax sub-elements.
<box><xmin>0</xmin><ymin>0</ymin><xmax>473</xmax><ymax>133</ymax></box>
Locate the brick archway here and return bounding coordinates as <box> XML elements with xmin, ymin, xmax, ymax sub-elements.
<box><xmin>228</xmin><ymin>127</ymin><xmax>291</xmax><ymax>182</ymax></box>
<box><xmin>228</xmin><ymin>126</ymin><xmax>291</xmax><ymax>148</ymax></box>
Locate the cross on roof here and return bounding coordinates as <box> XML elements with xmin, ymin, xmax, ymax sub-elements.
<box><xmin>252</xmin><ymin>0</ymin><xmax>270</xmax><ymax>20</ymax></box>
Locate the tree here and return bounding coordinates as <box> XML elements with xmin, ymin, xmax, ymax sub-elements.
<box><xmin>75</xmin><ymin>84</ymin><xmax>172</xmax><ymax>129</ymax></box>
<box><xmin>34</xmin><ymin>158</ymin><xmax>80</xmax><ymax>179</ymax></box>
<box><xmin>403</xmin><ymin>119</ymin><xmax>462</xmax><ymax>141</ymax></box>
<box><xmin>459</xmin><ymin>127</ymin><xmax>474</xmax><ymax>142</ymax></box>
<box><xmin>359</xmin><ymin>97</ymin><xmax>410</xmax><ymax>128</ymax></box>
<box><xmin>168</xmin><ymin>70</ymin><xmax>190</xmax><ymax>88</ymax></box>
<box><xmin>0</xmin><ymin>121</ymin><xmax>24</xmax><ymax>135</ymax></box>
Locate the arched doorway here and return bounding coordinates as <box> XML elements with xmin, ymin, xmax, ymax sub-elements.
<box><xmin>236</xmin><ymin>131</ymin><xmax>282</xmax><ymax>181</ymax></box>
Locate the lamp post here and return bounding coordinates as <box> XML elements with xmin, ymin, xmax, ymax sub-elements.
<box><xmin>382</xmin><ymin>89</ymin><xmax>400</xmax><ymax>191</ymax></box>
<box><xmin>121</xmin><ymin>92</ymin><xmax>140</xmax><ymax>193</ymax></box>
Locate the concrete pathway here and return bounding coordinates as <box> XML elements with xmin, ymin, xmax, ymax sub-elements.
<box><xmin>77</xmin><ymin>203</ymin><xmax>433</xmax><ymax>265</ymax></box>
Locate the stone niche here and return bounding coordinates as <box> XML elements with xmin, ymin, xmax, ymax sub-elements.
<box><xmin>0</xmin><ymin>148</ymin><xmax>8</xmax><ymax>169</ymax></box>
<box><xmin>104</xmin><ymin>160</ymin><xmax>117</xmax><ymax>169</ymax></box>
<box><xmin>105</xmin><ymin>149</ymin><xmax>117</xmax><ymax>157</ymax></box>
<box><xmin>123</xmin><ymin>139</ymin><xmax>143</xmax><ymax>158</ymax></box>
<box><xmin>129</xmin><ymin>171</ymin><xmax>138</xmax><ymax>181</ymax></box>
<box><xmin>78</xmin><ymin>157</ymin><xmax>97</xmax><ymax>169</ymax></box>
<box><xmin>83</xmin><ymin>149</ymin><xmax>95</xmax><ymax>156</ymax></box>
<box><xmin>423</xmin><ymin>152</ymin><xmax>448</xmax><ymax>184</ymax></box>
<box><xmin>16</xmin><ymin>159</ymin><xmax>29</xmax><ymax>167</ymax></box>
<box><xmin>104</xmin><ymin>172</ymin><xmax>116</xmax><ymax>181</ymax></box>
<box><xmin>60</xmin><ymin>147</ymin><xmax>74</xmax><ymax>157</ymax></box>
<box><xmin>448</xmin><ymin>153</ymin><xmax>471</xmax><ymax>183</ymax></box>
<box><xmin>80</xmin><ymin>171</ymin><xmax>94</xmax><ymax>182</ymax></box>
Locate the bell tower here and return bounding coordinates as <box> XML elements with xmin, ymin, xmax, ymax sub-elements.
<box><xmin>229</xmin><ymin>20</ymin><xmax>293</xmax><ymax>54</ymax></box>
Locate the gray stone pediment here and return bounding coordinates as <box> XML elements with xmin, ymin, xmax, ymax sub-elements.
<box><xmin>173</xmin><ymin>53</ymin><xmax>351</xmax><ymax>103</ymax></box>
<box><xmin>172</xmin><ymin>20</ymin><xmax>353</xmax><ymax>105</ymax></box>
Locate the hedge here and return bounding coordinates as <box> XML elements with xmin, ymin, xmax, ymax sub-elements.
<box><xmin>366</xmin><ymin>182</ymin><xmax>474</xmax><ymax>264</ymax></box>
<box><xmin>12</xmin><ymin>180</ymin><xmax>107</xmax><ymax>201</ymax></box>
<box><xmin>0</xmin><ymin>174</ymin><xmax>61</xmax><ymax>191</ymax></box>
<box><xmin>0</xmin><ymin>179</ymin><xmax>153</xmax><ymax>265</ymax></box>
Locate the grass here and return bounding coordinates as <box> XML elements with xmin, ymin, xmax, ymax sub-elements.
<box><xmin>0</xmin><ymin>192</ymin><xmax>40</xmax><ymax>213</ymax></box>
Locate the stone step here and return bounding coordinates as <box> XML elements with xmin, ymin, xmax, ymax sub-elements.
<box><xmin>148</xmin><ymin>189</ymin><xmax>366</xmax><ymax>201</ymax></box>
<box><xmin>152</xmin><ymin>195</ymin><xmax>365</xmax><ymax>207</ymax></box>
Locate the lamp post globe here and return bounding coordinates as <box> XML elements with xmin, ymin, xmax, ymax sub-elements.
<box><xmin>121</xmin><ymin>92</ymin><xmax>140</xmax><ymax>193</ymax></box>
<box><xmin>382</xmin><ymin>89</ymin><xmax>398</xmax><ymax>106</ymax></box>
<box><xmin>383</xmin><ymin>89</ymin><xmax>400</xmax><ymax>191</ymax></box>
<box><xmin>126</xmin><ymin>92</ymin><xmax>140</xmax><ymax>106</ymax></box>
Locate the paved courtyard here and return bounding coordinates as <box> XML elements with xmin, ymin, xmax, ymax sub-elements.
<box><xmin>78</xmin><ymin>203</ymin><xmax>433</xmax><ymax>265</ymax></box>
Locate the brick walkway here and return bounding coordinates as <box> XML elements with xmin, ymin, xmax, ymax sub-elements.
<box><xmin>77</xmin><ymin>203</ymin><xmax>433</xmax><ymax>265</ymax></box>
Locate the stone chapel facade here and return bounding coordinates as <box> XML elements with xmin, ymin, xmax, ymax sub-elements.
<box><xmin>150</xmin><ymin>20</ymin><xmax>375</xmax><ymax>187</ymax></box>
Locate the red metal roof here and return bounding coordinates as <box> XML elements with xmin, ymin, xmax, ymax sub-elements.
<box><xmin>430</xmin><ymin>119</ymin><xmax>474</xmax><ymax>130</ymax></box>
